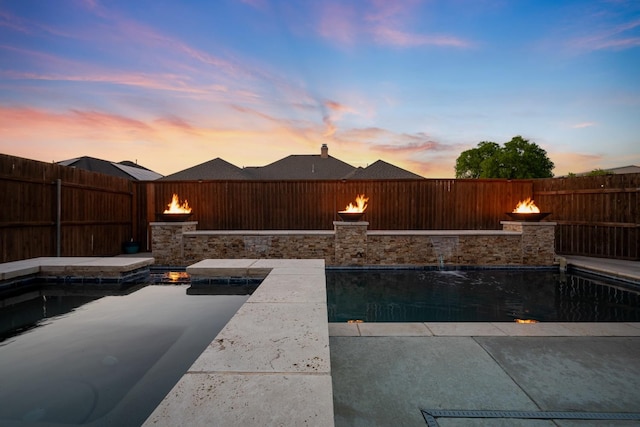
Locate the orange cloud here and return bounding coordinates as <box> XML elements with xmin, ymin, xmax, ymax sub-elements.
<box><xmin>0</xmin><ymin>105</ymin><xmax>459</xmax><ymax>178</ymax></box>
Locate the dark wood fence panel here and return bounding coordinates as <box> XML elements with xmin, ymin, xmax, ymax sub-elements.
<box><xmin>1</xmin><ymin>154</ymin><xmax>134</xmax><ymax>263</ymax></box>
<box><xmin>144</xmin><ymin>179</ymin><xmax>533</xmax><ymax>232</ymax></box>
<box><xmin>533</xmin><ymin>173</ymin><xmax>640</xmax><ymax>260</ymax></box>
<box><xmin>6</xmin><ymin>152</ymin><xmax>637</xmax><ymax>262</ymax></box>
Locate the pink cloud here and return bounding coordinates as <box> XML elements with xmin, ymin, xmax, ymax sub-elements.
<box><xmin>372</xmin><ymin>27</ymin><xmax>471</xmax><ymax>48</ymax></box>
<box><xmin>314</xmin><ymin>0</ymin><xmax>471</xmax><ymax>48</ymax></box>
<box><xmin>571</xmin><ymin>122</ymin><xmax>597</xmax><ymax>129</ymax></box>
<box><xmin>317</xmin><ymin>2</ymin><xmax>358</xmax><ymax>45</ymax></box>
<box><xmin>568</xmin><ymin>18</ymin><xmax>640</xmax><ymax>51</ymax></box>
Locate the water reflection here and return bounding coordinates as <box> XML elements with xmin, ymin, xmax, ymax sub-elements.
<box><xmin>0</xmin><ymin>283</ymin><xmax>252</xmax><ymax>426</ymax></box>
<box><xmin>326</xmin><ymin>269</ymin><xmax>640</xmax><ymax>322</ymax></box>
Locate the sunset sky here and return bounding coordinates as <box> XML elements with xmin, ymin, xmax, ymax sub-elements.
<box><xmin>1</xmin><ymin>0</ymin><xmax>639</xmax><ymax>178</ymax></box>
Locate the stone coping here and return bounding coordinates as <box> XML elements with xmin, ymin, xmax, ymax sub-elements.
<box><xmin>184</xmin><ymin>230</ymin><xmax>334</xmax><ymax>236</ymax></box>
<box><xmin>149</xmin><ymin>221</ymin><xmax>198</xmax><ymax>226</ymax></box>
<box><xmin>144</xmin><ymin>259</ymin><xmax>334</xmax><ymax>427</ymax></box>
<box><xmin>183</xmin><ymin>229</ymin><xmax>529</xmax><ymax>236</ymax></box>
<box><xmin>368</xmin><ymin>229</ymin><xmax>522</xmax><ymax>236</ymax></box>
<box><xmin>501</xmin><ymin>220</ymin><xmax>558</xmax><ymax>226</ymax></box>
<box><xmin>0</xmin><ymin>257</ymin><xmax>155</xmax><ymax>282</ymax></box>
<box><xmin>329</xmin><ymin>322</ymin><xmax>640</xmax><ymax>337</ymax></box>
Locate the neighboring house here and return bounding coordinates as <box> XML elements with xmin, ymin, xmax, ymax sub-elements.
<box><xmin>569</xmin><ymin>165</ymin><xmax>640</xmax><ymax>177</ymax></box>
<box><xmin>58</xmin><ymin>156</ymin><xmax>163</xmax><ymax>180</ymax></box>
<box><xmin>597</xmin><ymin>165</ymin><xmax>640</xmax><ymax>175</ymax></box>
<box><xmin>160</xmin><ymin>144</ymin><xmax>424</xmax><ymax>180</ymax></box>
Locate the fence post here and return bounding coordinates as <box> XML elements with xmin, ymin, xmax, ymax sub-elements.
<box><xmin>56</xmin><ymin>178</ymin><xmax>61</xmax><ymax>257</ymax></box>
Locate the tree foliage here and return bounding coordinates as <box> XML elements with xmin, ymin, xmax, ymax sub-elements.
<box><xmin>455</xmin><ymin>136</ymin><xmax>554</xmax><ymax>179</ymax></box>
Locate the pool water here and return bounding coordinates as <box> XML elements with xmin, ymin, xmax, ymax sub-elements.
<box><xmin>0</xmin><ymin>282</ymin><xmax>253</xmax><ymax>426</ymax></box>
<box><xmin>326</xmin><ymin>269</ymin><xmax>640</xmax><ymax>322</ymax></box>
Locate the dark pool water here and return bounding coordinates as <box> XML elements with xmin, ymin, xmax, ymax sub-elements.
<box><xmin>0</xmin><ymin>282</ymin><xmax>253</xmax><ymax>426</ymax></box>
<box><xmin>326</xmin><ymin>269</ymin><xmax>640</xmax><ymax>322</ymax></box>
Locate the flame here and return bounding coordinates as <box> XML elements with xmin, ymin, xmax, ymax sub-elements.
<box><xmin>164</xmin><ymin>193</ymin><xmax>192</xmax><ymax>214</ymax></box>
<box><xmin>340</xmin><ymin>194</ymin><xmax>368</xmax><ymax>213</ymax></box>
<box><xmin>515</xmin><ymin>319</ymin><xmax>539</xmax><ymax>324</ymax></box>
<box><xmin>512</xmin><ymin>198</ymin><xmax>540</xmax><ymax>213</ymax></box>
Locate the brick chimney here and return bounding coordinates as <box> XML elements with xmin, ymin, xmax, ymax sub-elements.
<box><xmin>321</xmin><ymin>144</ymin><xmax>329</xmax><ymax>158</ymax></box>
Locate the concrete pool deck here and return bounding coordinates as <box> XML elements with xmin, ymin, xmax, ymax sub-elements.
<box><xmin>330</xmin><ymin>256</ymin><xmax>640</xmax><ymax>426</ymax></box>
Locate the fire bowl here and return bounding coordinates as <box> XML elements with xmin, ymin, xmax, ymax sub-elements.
<box><xmin>157</xmin><ymin>212</ymin><xmax>193</xmax><ymax>222</ymax></box>
<box><xmin>505</xmin><ymin>212</ymin><xmax>551</xmax><ymax>222</ymax></box>
<box><xmin>338</xmin><ymin>211</ymin><xmax>365</xmax><ymax>222</ymax></box>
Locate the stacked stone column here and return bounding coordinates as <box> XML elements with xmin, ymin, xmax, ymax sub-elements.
<box><xmin>150</xmin><ymin>221</ymin><xmax>198</xmax><ymax>266</ymax></box>
<box><xmin>501</xmin><ymin>221</ymin><xmax>556</xmax><ymax>265</ymax></box>
<box><xmin>333</xmin><ymin>221</ymin><xmax>368</xmax><ymax>266</ymax></box>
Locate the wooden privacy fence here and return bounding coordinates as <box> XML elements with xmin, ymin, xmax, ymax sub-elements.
<box><xmin>3</xmin><ymin>154</ymin><xmax>639</xmax><ymax>261</ymax></box>
<box><xmin>139</xmin><ymin>178</ymin><xmax>533</xmax><ymax>232</ymax></box>
<box><xmin>533</xmin><ymin>173</ymin><xmax>640</xmax><ymax>260</ymax></box>
<box><xmin>0</xmin><ymin>154</ymin><xmax>136</xmax><ymax>263</ymax></box>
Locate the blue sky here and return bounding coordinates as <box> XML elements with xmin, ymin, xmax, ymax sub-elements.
<box><xmin>1</xmin><ymin>0</ymin><xmax>638</xmax><ymax>177</ymax></box>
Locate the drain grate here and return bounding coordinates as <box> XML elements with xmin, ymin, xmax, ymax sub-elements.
<box><xmin>421</xmin><ymin>409</ymin><xmax>640</xmax><ymax>427</ymax></box>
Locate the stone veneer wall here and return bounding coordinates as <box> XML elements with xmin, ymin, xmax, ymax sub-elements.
<box><xmin>150</xmin><ymin>221</ymin><xmax>198</xmax><ymax>265</ymax></box>
<box><xmin>334</xmin><ymin>222</ymin><xmax>368</xmax><ymax>266</ymax></box>
<box><xmin>366</xmin><ymin>233</ymin><xmax>523</xmax><ymax>266</ymax></box>
<box><xmin>182</xmin><ymin>231</ymin><xmax>334</xmax><ymax>266</ymax></box>
<box><xmin>501</xmin><ymin>221</ymin><xmax>557</xmax><ymax>266</ymax></box>
<box><xmin>151</xmin><ymin>221</ymin><xmax>556</xmax><ymax>267</ymax></box>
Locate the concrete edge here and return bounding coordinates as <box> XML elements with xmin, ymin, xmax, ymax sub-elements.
<box><xmin>143</xmin><ymin>258</ymin><xmax>334</xmax><ymax>427</ymax></box>
<box><xmin>0</xmin><ymin>257</ymin><xmax>155</xmax><ymax>283</ymax></box>
<box><xmin>328</xmin><ymin>322</ymin><xmax>640</xmax><ymax>337</ymax></box>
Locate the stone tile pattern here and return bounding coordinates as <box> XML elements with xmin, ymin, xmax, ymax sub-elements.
<box><xmin>333</xmin><ymin>221</ymin><xmax>368</xmax><ymax>266</ymax></box>
<box><xmin>151</xmin><ymin>221</ymin><xmax>556</xmax><ymax>267</ymax></box>
<box><xmin>502</xmin><ymin>221</ymin><xmax>556</xmax><ymax>265</ymax></box>
<box><xmin>366</xmin><ymin>234</ymin><xmax>523</xmax><ymax>265</ymax></box>
<box><xmin>182</xmin><ymin>233</ymin><xmax>334</xmax><ymax>265</ymax></box>
<box><xmin>150</xmin><ymin>221</ymin><xmax>197</xmax><ymax>265</ymax></box>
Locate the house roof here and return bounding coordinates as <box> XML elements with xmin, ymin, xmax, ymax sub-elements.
<box><xmin>160</xmin><ymin>145</ymin><xmax>425</xmax><ymax>181</ymax></box>
<box><xmin>160</xmin><ymin>158</ymin><xmax>248</xmax><ymax>180</ymax></box>
<box><xmin>245</xmin><ymin>155</ymin><xmax>357</xmax><ymax>180</ymax></box>
<box><xmin>58</xmin><ymin>156</ymin><xmax>163</xmax><ymax>180</ymax></box>
<box><xmin>570</xmin><ymin>165</ymin><xmax>640</xmax><ymax>177</ymax></box>
<box><xmin>344</xmin><ymin>160</ymin><xmax>425</xmax><ymax>180</ymax></box>
<box><xmin>603</xmin><ymin>165</ymin><xmax>640</xmax><ymax>174</ymax></box>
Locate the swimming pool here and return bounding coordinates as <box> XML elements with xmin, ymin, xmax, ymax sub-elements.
<box><xmin>326</xmin><ymin>269</ymin><xmax>640</xmax><ymax>322</ymax></box>
<box><xmin>0</xmin><ymin>281</ymin><xmax>256</xmax><ymax>426</ymax></box>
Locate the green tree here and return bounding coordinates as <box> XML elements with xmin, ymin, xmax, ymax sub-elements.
<box><xmin>454</xmin><ymin>141</ymin><xmax>500</xmax><ymax>178</ymax></box>
<box><xmin>455</xmin><ymin>136</ymin><xmax>554</xmax><ymax>179</ymax></box>
<box><xmin>587</xmin><ymin>168</ymin><xmax>613</xmax><ymax>176</ymax></box>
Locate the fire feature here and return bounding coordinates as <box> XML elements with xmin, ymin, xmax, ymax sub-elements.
<box><xmin>159</xmin><ymin>193</ymin><xmax>193</xmax><ymax>221</ymax></box>
<box><xmin>338</xmin><ymin>194</ymin><xmax>368</xmax><ymax>221</ymax></box>
<box><xmin>506</xmin><ymin>197</ymin><xmax>550</xmax><ymax>221</ymax></box>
